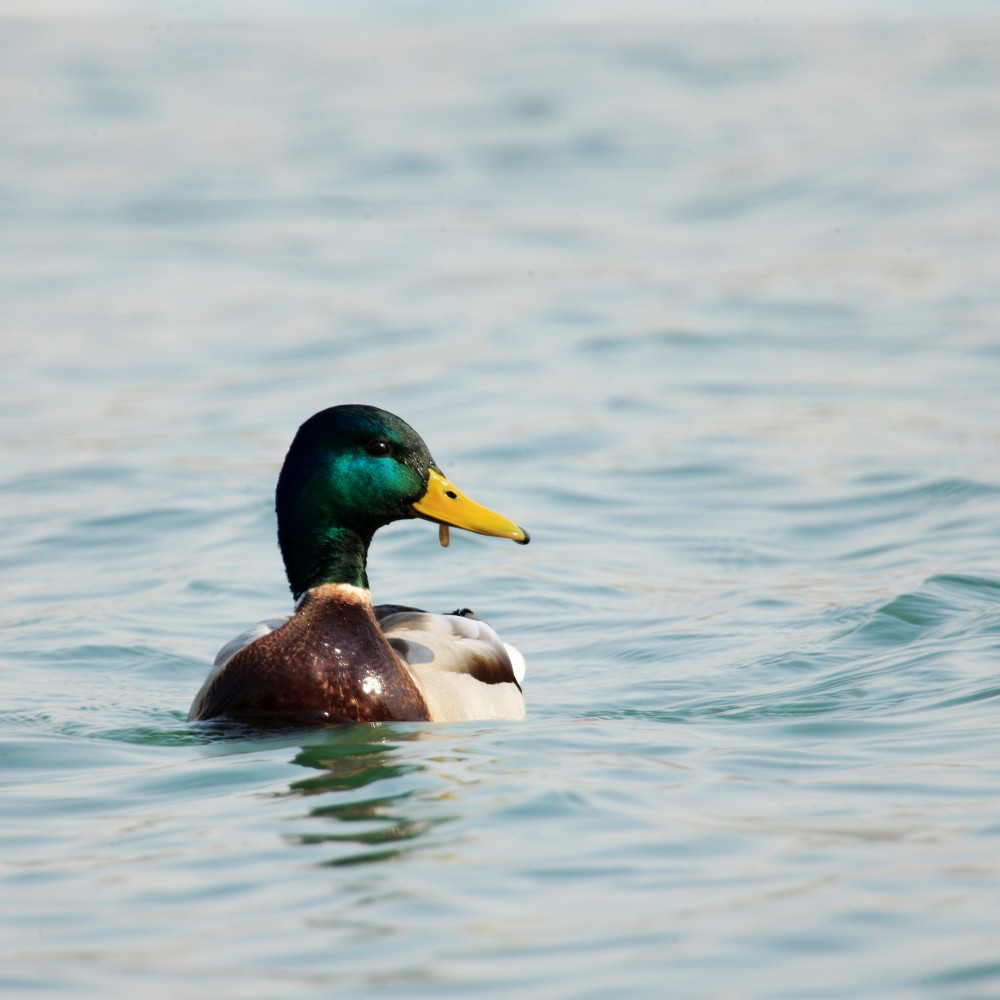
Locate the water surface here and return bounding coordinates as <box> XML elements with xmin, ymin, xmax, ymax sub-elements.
<box><xmin>3</xmin><ymin>6</ymin><xmax>1000</xmax><ymax>998</ymax></box>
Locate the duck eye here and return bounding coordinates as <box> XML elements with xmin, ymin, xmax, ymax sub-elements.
<box><xmin>364</xmin><ymin>439</ymin><xmax>394</xmax><ymax>458</ymax></box>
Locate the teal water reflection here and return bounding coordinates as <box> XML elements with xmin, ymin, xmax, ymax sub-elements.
<box><xmin>282</xmin><ymin>729</ymin><xmax>440</xmax><ymax>867</ymax></box>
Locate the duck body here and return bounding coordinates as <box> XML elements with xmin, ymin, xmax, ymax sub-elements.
<box><xmin>189</xmin><ymin>405</ymin><xmax>529</xmax><ymax>726</ymax></box>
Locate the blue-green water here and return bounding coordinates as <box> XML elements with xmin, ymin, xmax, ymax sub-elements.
<box><xmin>4</xmin><ymin>6</ymin><xmax>1000</xmax><ymax>997</ymax></box>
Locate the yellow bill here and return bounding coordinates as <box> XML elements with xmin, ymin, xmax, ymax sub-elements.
<box><xmin>411</xmin><ymin>468</ymin><xmax>529</xmax><ymax>545</ymax></box>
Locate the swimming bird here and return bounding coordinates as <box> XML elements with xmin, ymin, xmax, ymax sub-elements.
<box><xmin>188</xmin><ymin>404</ymin><xmax>530</xmax><ymax>725</ymax></box>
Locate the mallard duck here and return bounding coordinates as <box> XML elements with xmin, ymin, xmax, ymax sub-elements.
<box><xmin>188</xmin><ymin>404</ymin><xmax>530</xmax><ymax>725</ymax></box>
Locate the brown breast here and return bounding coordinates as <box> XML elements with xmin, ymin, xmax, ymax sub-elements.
<box><xmin>189</xmin><ymin>585</ymin><xmax>431</xmax><ymax>725</ymax></box>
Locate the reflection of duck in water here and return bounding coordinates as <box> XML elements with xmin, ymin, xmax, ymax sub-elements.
<box><xmin>285</xmin><ymin>728</ymin><xmax>442</xmax><ymax>866</ymax></box>
<box><xmin>189</xmin><ymin>405</ymin><xmax>530</xmax><ymax>725</ymax></box>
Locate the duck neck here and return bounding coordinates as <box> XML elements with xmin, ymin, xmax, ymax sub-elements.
<box><xmin>280</xmin><ymin>523</ymin><xmax>373</xmax><ymax>599</ymax></box>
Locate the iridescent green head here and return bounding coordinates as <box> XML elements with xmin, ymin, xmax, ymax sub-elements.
<box><xmin>275</xmin><ymin>404</ymin><xmax>528</xmax><ymax>597</ymax></box>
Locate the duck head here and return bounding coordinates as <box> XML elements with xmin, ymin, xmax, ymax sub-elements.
<box><xmin>275</xmin><ymin>404</ymin><xmax>528</xmax><ymax>597</ymax></box>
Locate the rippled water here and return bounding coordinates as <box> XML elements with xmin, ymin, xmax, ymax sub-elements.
<box><xmin>4</xmin><ymin>6</ymin><xmax>1000</xmax><ymax>997</ymax></box>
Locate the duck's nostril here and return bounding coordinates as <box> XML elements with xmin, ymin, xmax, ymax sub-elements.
<box><xmin>445</xmin><ymin>491</ymin><xmax>457</xmax><ymax>499</ymax></box>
